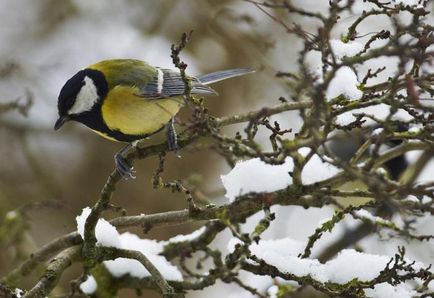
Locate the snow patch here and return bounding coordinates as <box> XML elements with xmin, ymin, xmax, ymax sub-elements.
<box><xmin>221</xmin><ymin>149</ymin><xmax>340</xmax><ymax>201</ymax></box>
<box><xmin>365</xmin><ymin>282</ymin><xmax>417</xmax><ymax>298</ymax></box>
<box><xmin>221</xmin><ymin>158</ymin><xmax>294</xmax><ymax>202</ymax></box>
<box><xmin>168</xmin><ymin>226</ymin><xmax>206</xmax><ymax>243</ymax></box>
<box><xmin>75</xmin><ymin>208</ymin><xmax>183</xmax><ymax>281</ymax></box>
<box><xmin>76</xmin><ymin>207</ymin><xmax>122</xmax><ymax>248</ymax></box>
<box><xmin>327</xmin><ymin>66</ymin><xmax>363</xmax><ymax>100</ymax></box>
<box><xmin>330</xmin><ymin>39</ymin><xmax>363</xmax><ymax>60</ymax></box>
<box><xmin>228</xmin><ymin>236</ymin><xmax>423</xmax><ymax>297</ymax></box>
<box><xmin>392</xmin><ymin>0</ymin><xmax>424</xmax><ymax>8</ymax></box>
<box><xmin>80</xmin><ymin>275</ymin><xmax>97</xmax><ymax>294</ymax></box>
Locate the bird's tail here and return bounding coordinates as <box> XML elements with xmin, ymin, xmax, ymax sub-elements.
<box><xmin>191</xmin><ymin>68</ymin><xmax>255</xmax><ymax>96</ymax></box>
<box><xmin>197</xmin><ymin>68</ymin><xmax>255</xmax><ymax>85</ymax></box>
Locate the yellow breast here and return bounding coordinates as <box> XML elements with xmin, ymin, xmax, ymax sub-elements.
<box><xmin>101</xmin><ymin>86</ymin><xmax>184</xmax><ymax>136</ymax></box>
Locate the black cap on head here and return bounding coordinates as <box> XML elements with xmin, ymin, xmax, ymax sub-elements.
<box><xmin>55</xmin><ymin>68</ymin><xmax>108</xmax><ymax>130</ymax></box>
<box><xmin>57</xmin><ymin>70</ymin><xmax>86</xmax><ymax>116</ymax></box>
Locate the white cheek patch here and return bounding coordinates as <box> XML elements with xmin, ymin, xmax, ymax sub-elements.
<box><xmin>68</xmin><ymin>76</ymin><xmax>99</xmax><ymax>115</ymax></box>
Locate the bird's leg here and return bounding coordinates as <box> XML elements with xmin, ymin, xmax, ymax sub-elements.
<box><xmin>114</xmin><ymin>143</ymin><xmax>136</xmax><ymax>179</ymax></box>
<box><xmin>166</xmin><ymin>117</ymin><xmax>180</xmax><ymax>156</ymax></box>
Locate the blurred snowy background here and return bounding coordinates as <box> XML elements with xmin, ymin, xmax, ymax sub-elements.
<box><xmin>1</xmin><ymin>0</ymin><xmax>434</xmax><ymax>297</ymax></box>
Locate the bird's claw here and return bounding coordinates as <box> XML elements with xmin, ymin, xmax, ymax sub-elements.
<box><xmin>167</xmin><ymin>118</ymin><xmax>180</xmax><ymax>157</ymax></box>
<box><xmin>167</xmin><ymin>133</ymin><xmax>179</xmax><ymax>154</ymax></box>
<box><xmin>115</xmin><ymin>152</ymin><xmax>136</xmax><ymax>180</ymax></box>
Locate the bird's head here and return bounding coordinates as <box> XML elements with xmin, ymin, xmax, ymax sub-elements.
<box><xmin>55</xmin><ymin>69</ymin><xmax>108</xmax><ymax>130</ymax></box>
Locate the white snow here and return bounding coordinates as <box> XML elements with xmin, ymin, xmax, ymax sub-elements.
<box><xmin>266</xmin><ymin>251</ymin><xmax>325</xmax><ymax>280</ymax></box>
<box><xmin>365</xmin><ymin>283</ymin><xmax>417</xmax><ymax>298</ymax></box>
<box><xmin>335</xmin><ymin>104</ymin><xmax>413</xmax><ymax>127</ymax></box>
<box><xmin>104</xmin><ymin>253</ymin><xmax>183</xmax><ymax>281</ymax></box>
<box><xmin>168</xmin><ymin>226</ymin><xmax>206</xmax><ymax>243</ymax></box>
<box><xmin>221</xmin><ymin>158</ymin><xmax>294</xmax><ymax>202</ymax></box>
<box><xmin>392</xmin><ymin>0</ymin><xmax>424</xmax><ymax>8</ymax></box>
<box><xmin>327</xmin><ymin>66</ymin><xmax>363</xmax><ymax>100</ymax></box>
<box><xmin>14</xmin><ymin>288</ymin><xmax>25</xmax><ymax>298</ymax></box>
<box><xmin>76</xmin><ymin>207</ymin><xmax>122</xmax><ymax>248</ymax></box>
<box><xmin>221</xmin><ymin>148</ymin><xmax>341</xmax><ymax>201</ymax></box>
<box><xmin>227</xmin><ymin>237</ymin><xmax>306</xmax><ymax>257</ymax></box>
<box><xmin>80</xmin><ymin>275</ymin><xmax>97</xmax><ymax>294</ymax></box>
<box><xmin>251</xmin><ymin>238</ymin><xmax>306</xmax><ymax>257</ymax></box>
<box><xmin>299</xmin><ymin>148</ymin><xmax>340</xmax><ymax>184</ymax></box>
<box><xmin>404</xmin><ymin>195</ymin><xmax>420</xmax><ymax>203</ymax></box>
<box><xmin>227</xmin><ymin>237</ymin><xmax>243</xmax><ymax>252</ymax></box>
<box><xmin>75</xmin><ymin>208</ymin><xmax>183</xmax><ymax>281</ymax></box>
<box><xmin>267</xmin><ymin>285</ymin><xmax>279</xmax><ymax>298</ymax></box>
<box><xmin>408</xmin><ymin>126</ymin><xmax>421</xmax><ymax>134</ymax></box>
<box><xmin>330</xmin><ymin>39</ymin><xmax>363</xmax><ymax>60</ymax></box>
<box><xmin>102</xmin><ymin>233</ymin><xmax>183</xmax><ymax>281</ymax></box>
<box><xmin>323</xmin><ymin>249</ymin><xmax>392</xmax><ymax>283</ymax></box>
<box><xmin>421</xmin><ymin>196</ymin><xmax>432</xmax><ymax>204</ymax></box>
<box><xmin>227</xmin><ymin>236</ymin><xmax>422</xmax><ymax>296</ymax></box>
<box><xmin>117</xmin><ymin>232</ymin><xmax>164</xmax><ymax>255</ymax></box>
<box><xmin>371</xmin><ymin>128</ymin><xmax>384</xmax><ymax>137</ymax></box>
<box><xmin>304</xmin><ymin>50</ymin><xmax>324</xmax><ymax>83</ymax></box>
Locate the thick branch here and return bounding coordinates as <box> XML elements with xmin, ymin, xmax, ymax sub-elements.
<box><xmin>2</xmin><ymin>233</ymin><xmax>82</xmax><ymax>286</ymax></box>
<box><xmin>24</xmin><ymin>246</ymin><xmax>81</xmax><ymax>298</ymax></box>
<box><xmin>82</xmin><ymin>172</ymin><xmax>122</xmax><ymax>266</ymax></box>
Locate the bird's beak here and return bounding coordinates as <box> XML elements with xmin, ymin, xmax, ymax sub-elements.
<box><xmin>54</xmin><ymin>116</ymin><xmax>69</xmax><ymax>130</ymax></box>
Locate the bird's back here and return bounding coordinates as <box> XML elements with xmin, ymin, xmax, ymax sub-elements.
<box><xmin>88</xmin><ymin>59</ymin><xmax>156</xmax><ymax>90</ymax></box>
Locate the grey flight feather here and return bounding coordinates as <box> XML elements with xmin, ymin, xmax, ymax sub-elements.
<box><xmin>197</xmin><ymin>68</ymin><xmax>255</xmax><ymax>85</ymax></box>
<box><xmin>138</xmin><ymin>67</ymin><xmax>254</xmax><ymax>99</ymax></box>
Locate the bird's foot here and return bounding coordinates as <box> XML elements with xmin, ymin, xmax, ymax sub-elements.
<box><xmin>167</xmin><ymin>118</ymin><xmax>181</xmax><ymax>157</ymax></box>
<box><xmin>114</xmin><ymin>145</ymin><xmax>136</xmax><ymax>179</ymax></box>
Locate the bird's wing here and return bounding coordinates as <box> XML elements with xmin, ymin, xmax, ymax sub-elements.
<box><xmin>137</xmin><ymin>68</ymin><xmax>217</xmax><ymax>99</ymax></box>
<box><xmin>89</xmin><ymin>59</ymin><xmax>216</xmax><ymax>99</ymax></box>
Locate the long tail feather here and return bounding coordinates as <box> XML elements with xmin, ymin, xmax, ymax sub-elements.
<box><xmin>191</xmin><ymin>84</ymin><xmax>218</xmax><ymax>96</ymax></box>
<box><xmin>197</xmin><ymin>68</ymin><xmax>255</xmax><ymax>85</ymax></box>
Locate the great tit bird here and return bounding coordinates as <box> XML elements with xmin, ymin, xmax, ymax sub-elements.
<box><xmin>55</xmin><ymin>59</ymin><xmax>254</xmax><ymax>178</ymax></box>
